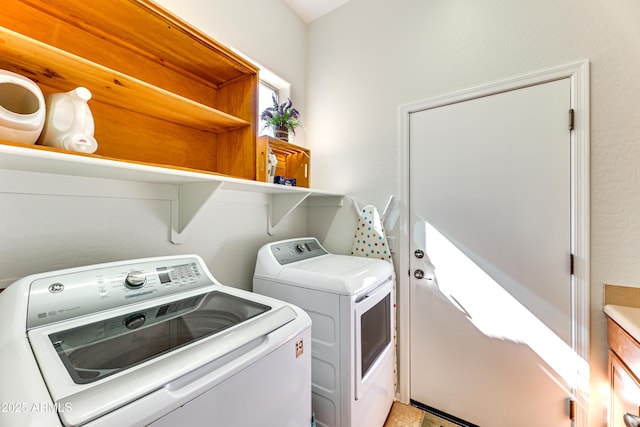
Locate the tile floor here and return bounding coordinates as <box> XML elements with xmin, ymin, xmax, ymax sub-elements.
<box><xmin>383</xmin><ymin>402</ymin><xmax>424</xmax><ymax>426</ymax></box>
<box><xmin>384</xmin><ymin>402</ymin><xmax>461</xmax><ymax>427</ymax></box>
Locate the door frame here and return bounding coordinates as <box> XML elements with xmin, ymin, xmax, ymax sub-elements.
<box><xmin>397</xmin><ymin>60</ymin><xmax>590</xmax><ymax>425</ymax></box>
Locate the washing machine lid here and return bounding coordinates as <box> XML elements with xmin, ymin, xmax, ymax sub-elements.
<box><xmin>46</xmin><ymin>290</ymin><xmax>271</xmax><ymax>385</ymax></box>
<box><xmin>271</xmin><ymin>254</ymin><xmax>393</xmax><ymax>295</ymax></box>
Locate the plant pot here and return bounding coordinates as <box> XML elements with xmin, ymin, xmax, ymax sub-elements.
<box><xmin>274</xmin><ymin>129</ymin><xmax>289</xmax><ymax>141</ymax></box>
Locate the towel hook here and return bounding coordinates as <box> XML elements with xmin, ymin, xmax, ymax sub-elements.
<box><xmin>351</xmin><ymin>197</ymin><xmax>362</xmax><ymax>215</ymax></box>
<box><xmin>382</xmin><ymin>195</ymin><xmax>395</xmax><ymax>218</ymax></box>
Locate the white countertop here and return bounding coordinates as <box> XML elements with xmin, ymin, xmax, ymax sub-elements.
<box><xmin>604</xmin><ymin>304</ymin><xmax>640</xmax><ymax>342</ymax></box>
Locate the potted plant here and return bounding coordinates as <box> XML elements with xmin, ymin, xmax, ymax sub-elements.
<box><xmin>260</xmin><ymin>94</ymin><xmax>301</xmax><ymax>141</ymax></box>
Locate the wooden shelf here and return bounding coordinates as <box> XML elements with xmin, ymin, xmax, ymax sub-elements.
<box><xmin>1</xmin><ymin>0</ymin><xmax>259</xmax><ymax>180</ymax></box>
<box><xmin>3</xmin><ymin>0</ymin><xmax>256</xmax><ymax>92</ymax></box>
<box><xmin>257</xmin><ymin>136</ymin><xmax>311</xmax><ymax>188</ymax></box>
<box><xmin>0</xmin><ymin>27</ymin><xmax>249</xmax><ymax>134</ymax></box>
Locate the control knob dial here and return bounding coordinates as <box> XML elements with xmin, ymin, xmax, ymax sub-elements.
<box><xmin>125</xmin><ymin>270</ymin><xmax>146</xmax><ymax>288</ymax></box>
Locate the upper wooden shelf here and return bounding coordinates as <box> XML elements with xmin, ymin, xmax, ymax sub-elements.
<box><xmin>5</xmin><ymin>0</ymin><xmax>257</xmax><ymax>89</ymax></box>
<box><xmin>0</xmin><ymin>27</ymin><xmax>249</xmax><ymax>134</ymax></box>
<box><xmin>1</xmin><ymin>0</ymin><xmax>260</xmax><ymax>179</ymax></box>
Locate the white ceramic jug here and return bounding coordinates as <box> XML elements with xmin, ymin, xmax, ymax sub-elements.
<box><xmin>39</xmin><ymin>87</ymin><xmax>98</xmax><ymax>153</ymax></box>
<box><xmin>0</xmin><ymin>69</ymin><xmax>46</xmax><ymax>144</ymax></box>
<box><xmin>267</xmin><ymin>147</ymin><xmax>277</xmax><ymax>183</ymax></box>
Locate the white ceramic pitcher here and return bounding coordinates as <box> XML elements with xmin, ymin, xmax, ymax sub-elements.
<box><xmin>39</xmin><ymin>86</ymin><xmax>98</xmax><ymax>153</ymax></box>
<box><xmin>0</xmin><ymin>69</ymin><xmax>46</xmax><ymax>144</ymax></box>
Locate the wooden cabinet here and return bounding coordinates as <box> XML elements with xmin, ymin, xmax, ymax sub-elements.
<box><xmin>0</xmin><ymin>0</ymin><xmax>258</xmax><ymax>180</ymax></box>
<box><xmin>608</xmin><ymin>318</ymin><xmax>640</xmax><ymax>427</ymax></box>
<box><xmin>256</xmin><ymin>136</ymin><xmax>310</xmax><ymax>188</ymax></box>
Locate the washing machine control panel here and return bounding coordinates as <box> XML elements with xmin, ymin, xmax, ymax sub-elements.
<box><xmin>270</xmin><ymin>238</ymin><xmax>328</xmax><ymax>265</ymax></box>
<box><xmin>26</xmin><ymin>256</ymin><xmax>213</xmax><ymax>329</ymax></box>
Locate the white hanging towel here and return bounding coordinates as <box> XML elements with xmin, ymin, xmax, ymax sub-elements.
<box><xmin>351</xmin><ymin>204</ymin><xmax>397</xmax><ymax>390</ymax></box>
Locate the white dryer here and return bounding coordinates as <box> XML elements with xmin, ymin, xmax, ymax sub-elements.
<box><xmin>253</xmin><ymin>237</ymin><xmax>395</xmax><ymax>427</ymax></box>
<box><xmin>0</xmin><ymin>255</ymin><xmax>311</xmax><ymax>427</ymax></box>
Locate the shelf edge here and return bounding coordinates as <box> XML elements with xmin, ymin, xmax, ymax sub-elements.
<box><xmin>0</xmin><ymin>142</ymin><xmax>342</xmax><ymax>197</ymax></box>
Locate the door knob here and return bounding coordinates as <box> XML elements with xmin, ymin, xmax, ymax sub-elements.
<box><xmin>414</xmin><ymin>249</ymin><xmax>425</xmax><ymax>259</ymax></box>
<box><xmin>624</xmin><ymin>413</ymin><xmax>640</xmax><ymax>427</ymax></box>
<box><xmin>414</xmin><ymin>269</ymin><xmax>425</xmax><ymax>279</ymax></box>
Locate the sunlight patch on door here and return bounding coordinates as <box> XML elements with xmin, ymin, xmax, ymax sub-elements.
<box><xmin>421</xmin><ymin>221</ymin><xmax>587</xmax><ymax>391</ymax></box>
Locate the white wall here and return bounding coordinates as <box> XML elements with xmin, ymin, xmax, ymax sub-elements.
<box><xmin>0</xmin><ymin>1</ymin><xmax>310</xmax><ymax>292</ymax></box>
<box><xmin>0</xmin><ymin>176</ymin><xmax>308</xmax><ymax>292</ymax></box>
<box><xmin>307</xmin><ymin>0</ymin><xmax>640</xmax><ymax>425</ymax></box>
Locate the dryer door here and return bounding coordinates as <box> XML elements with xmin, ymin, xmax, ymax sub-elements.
<box><xmin>354</xmin><ymin>279</ymin><xmax>394</xmax><ymax>400</ymax></box>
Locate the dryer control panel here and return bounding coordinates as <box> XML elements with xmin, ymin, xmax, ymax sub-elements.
<box><xmin>269</xmin><ymin>238</ymin><xmax>328</xmax><ymax>265</ymax></box>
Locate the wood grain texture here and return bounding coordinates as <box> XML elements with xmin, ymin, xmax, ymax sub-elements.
<box><xmin>257</xmin><ymin>136</ymin><xmax>311</xmax><ymax>187</ymax></box>
<box><xmin>0</xmin><ymin>27</ymin><xmax>248</xmax><ymax>133</ymax></box>
<box><xmin>0</xmin><ymin>140</ymin><xmax>227</xmax><ymax>177</ymax></box>
<box><xmin>609</xmin><ymin>318</ymin><xmax>640</xmax><ymax>380</ymax></box>
<box><xmin>610</xmin><ymin>350</ymin><xmax>640</xmax><ymax>426</ymax></box>
<box><xmin>3</xmin><ymin>0</ymin><xmax>257</xmax><ymax>83</ymax></box>
<box><xmin>216</xmin><ymin>74</ymin><xmax>259</xmax><ymax>179</ymax></box>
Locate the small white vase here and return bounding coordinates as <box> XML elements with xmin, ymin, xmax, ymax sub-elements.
<box><xmin>39</xmin><ymin>87</ymin><xmax>98</xmax><ymax>154</ymax></box>
<box><xmin>0</xmin><ymin>69</ymin><xmax>46</xmax><ymax>144</ymax></box>
<box><xmin>267</xmin><ymin>147</ymin><xmax>277</xmax><ymax>183</ymax></box>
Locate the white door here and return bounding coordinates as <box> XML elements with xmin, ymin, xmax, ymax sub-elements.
<box><xmin>409</xmin><ymin>78</ymin><xmax>575</xmax><ymax>426</ymax></box>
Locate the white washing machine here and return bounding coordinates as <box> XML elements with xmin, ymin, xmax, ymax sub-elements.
<box><xmin>253</xmin><ymin>237</ymin><xmax>395</xmax><ymax>427</ymax></box>
<box><xmin>0</xmin><ymin>254</ymin><xmax>311</xmax><ymax>427</ymax></box>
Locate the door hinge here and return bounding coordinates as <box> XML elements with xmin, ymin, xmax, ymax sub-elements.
<box><xmin>569</xmin><ymin>109</ymin><xmax>575</xmax><ymax>131</ymax></box>
<box><xmin>568</xmin><ymin>398</ymin><xmax>576</xmax><ymax>421</ymax></box>
<box><xmin>570</xmin><ymin>254</ymin><xmax>575</xmax><ymax>275</ymax></box>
